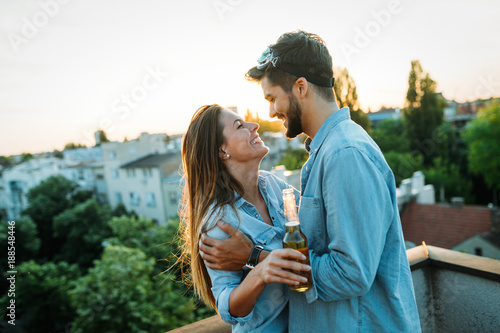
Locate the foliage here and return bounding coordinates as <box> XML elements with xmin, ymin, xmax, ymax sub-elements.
<box><xmin>64</xmin><ymin>142</ymin><xmax>87</xmax><ymax>150</ymax></box>
<box><xmin>69</xmin><ymin>245</ymin><xmax>196</xmax><ymax>333</ymax></box>
<box><xmin>384</xmin><ymin>151</ymin><xmax>423</xmax><ymax>185</ymax></box>
<box><xmin>371</xmin><ymin>118</ymin><xmax>410</xmax><ymax>153</ymax></box>
<box><xmin>278</xmin><ymin>148</ymin><xmax>309</xmax><ymax>170</ymax></box>
<box><xmin>20</xmin><ymin>153</ymin><xmax>34</xmax><ymax>163</ymax></box>
<box><xmin>244</xmin><ymin>109</ymin><xmax>284</xmax><ymax>134</ymax></box>
<box><xmin>23</xmin><ymin>175</ymin><xmax>88</xmax><ymax>260</ymax></box>
<box><xmin>462</xmin><ymin>100</ymin><xmax>500</xmax><ymax>189</ymax></box>
<box><xmin>53</xmin><ymin>199</ymin><xmax>113</xmax><ymax>269</ymax></box>
<box><xmin>105</xmin><ymin>215</ymin><xmax>179</xmax><ymax>276</ymax></box>
<box><xmin>0</xmin><ymin>260</ymin><xmax>80</xmax><ymax>333</ymax></box>
<box><xmin>0</xmin><ymin>155</ymin><xmax>14</xmax><ymax>168</ymax></box>
<box><xmin>422</xmin><ymin>158</ymin><xmax>474</xmax><ymax>203</ymax></box>
<box><xmin>333</xmin><ymin>67</ymin><xmax>371</xmax><ymax>132</ymax></box>
<box><xmin>0</xmin><ymin>217</ymin><xmax>40</xmax><ymax>269</ymax></box>
<box><xmin>403</xmin><ymin>60</ymin><xmax>445</xmax><ymax>165</ymax></box>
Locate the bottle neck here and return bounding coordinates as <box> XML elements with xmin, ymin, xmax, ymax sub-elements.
<box><xmin>285</xmin><ymin>221</ymin><xmax>301</xmax><ymax>233</ymax></box>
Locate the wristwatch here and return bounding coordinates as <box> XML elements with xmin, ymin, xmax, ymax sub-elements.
<box><xmin>245</xmin><ymin>245</ymin><xmax>264</xmax><ymax>269</ymax></box>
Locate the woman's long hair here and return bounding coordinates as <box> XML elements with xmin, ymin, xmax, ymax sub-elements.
<box><xmin>179</xmin><ymin>104</ymin><xmax>243</xmax><ymax>308</ymax></box>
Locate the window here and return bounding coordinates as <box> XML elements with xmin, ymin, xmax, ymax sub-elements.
<box><xmin>112</xmin><ymin>169</ymin><xmax>119</xmax><ymax>179</ymax></box>
<box><xmin>169</xmin><ymin>191</ymin><xmax>178</xmax><ymax>204</ymax></box>
<box><xmin>78</xmin><ymin>169</ymin><xmax>84</xmax><ymax>180</ymax></box>
<box><xmin>127</xmin><ymin>169</ymin><xmax>136</xmax><ymax>178</ymax></box>
<box><xmin>130</xmin><ymin>192</ymin><xmax>140</xmax><ymax>206</ymax></box>
<box><xmin>115</xmin><ymin>192</ymin><xmax>123</xmax><ymax>204</ymax></box>
<box><xmin>129</xmin><ymin>147</ymin><xmax>136</xmax><ymax>155</ymax></box>
<box><xmin>109</xmin><ymin>151</ymin><xmax>116</xmax><ymax>160</ymax></box>
<box><xmin>146</xmin><ymin>193</ymin><xmax>156</xmax><ymax>207</ymax></box>
<box><xmin>475</xmin><ymin>247</ymin><xmax>483</xmax><ymax>256</ymax></box>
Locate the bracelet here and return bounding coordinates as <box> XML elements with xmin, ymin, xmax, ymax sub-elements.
<box><xmin>245</xmin><ymin>245</ymin><xmax>264</xmax><ymax>269</ymax></box>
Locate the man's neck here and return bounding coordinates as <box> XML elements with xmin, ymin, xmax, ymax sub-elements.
<box><xmin>302</xmin><ymin>100</ymin><xmax>340</xmax><ymax>139</ymax></box>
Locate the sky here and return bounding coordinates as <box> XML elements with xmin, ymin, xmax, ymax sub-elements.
<box><xmin>1</xmin><ymin>0</ymin><xmax>499</xmax><ymax>156</ymax></box>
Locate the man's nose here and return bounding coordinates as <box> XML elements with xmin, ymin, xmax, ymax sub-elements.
<box><xmin>269</xmin><ymin>103</ymin><xmax>277</xmax><ymax>118</ymax></box>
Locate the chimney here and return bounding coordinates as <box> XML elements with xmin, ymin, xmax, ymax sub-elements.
<box><xmin>488</xmin><ymin>203</ymin><xmax>499</xmax><ymax>232</ymax></box>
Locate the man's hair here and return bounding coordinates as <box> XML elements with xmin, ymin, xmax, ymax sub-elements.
<box><xmin>245</xmin><ymin>30</ymin><xmax>335</xmax><ymax>102</ymax></box>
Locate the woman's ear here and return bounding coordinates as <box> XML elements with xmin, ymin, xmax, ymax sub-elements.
<box><xmin>219</xmin><ymin>149</ymin><xmax>230</xmax><ymax>160</ymax></box>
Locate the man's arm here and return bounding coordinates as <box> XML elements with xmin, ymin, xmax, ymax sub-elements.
<box><xmin>199</xmin><ymin>221</ymin><xmax>270</xmax><ymax>271</ymax></box>
<box><xmin>307</xmin><ymin>148</ymin><xmax>393</xmax><ymax>301</ymax></box>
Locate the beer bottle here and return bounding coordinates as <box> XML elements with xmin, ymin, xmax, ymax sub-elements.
<box><xmin>282</xmin><ymin>188</ymin><xmax>313</xmax><ymax>292</ymax></box>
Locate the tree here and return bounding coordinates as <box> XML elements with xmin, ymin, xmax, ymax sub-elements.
<box><xmin>423</xmin><ymin>158</ymin><xmax>474</xmax><ymax>204</ymax></box>
<box><xmin>0</xmin><ymin>217</ymin><xmax>40</xmax><ymax>269</ymax></box>
<box><xmin>52</xmin><ymin>199</ymin><xmax>113</xmax><ymax>269</ymax></box>
<box><xmin>20</xmin><ymin>153</ymin><xmax>33</xmax><ymax>163</ymax></box>
<box><xmin>333</xmin><ymin>67</ymin><xmax>371</xmax><ymax>132</ymax></box>
<box><xmin>384</xmin><ymin>151</ymin><xmax>423</xmax><ymax>185</ymax></box>
<box><xmin>462</xmin><ymin>101</ymin><xmax>500</xmax><ymax>203</ymax></box>
<box><xmin>0</xmin><ymin>155</ymin><xmax>14</xmax><ymax>168</ymax></box>
<box><xmin>105</xmin><ymin>215</ymin><xmax>179</xmax><ymax>276</ymax></box>
<box><xmin>95</xmin><ymin>130</ymin><xmax>110</xmax><ymax>146</ymax></box>
<box><xmin>64</xmin><ymin>142</ymin><xmax>87</xmax><ymax>150</ymax></box>
<box><xmin>23</xmin><ymin>175</ymin><xmax>88</xmax><ymax>260</ymax></box>
<box><xmin>70</xmin><ymin>245</ymin><xmax>197</xmax><ymax>332</ymax></box>
<box><xmin>278</xmin><ymin>148</ymin><xmax>309</xmax><ymax>170</ymax></box>
<box><xmin>0</xmin><ymin>260</ymin><xmax>80</xmax><ymax>333</ymax></box>
<box><xmin>403</xmin><ymin>60</ymin><xmax>445</xmax><ymax>166</ymax></box>
<box><xmin>244</xmin><ymin>109</ymin><xmax>284</xmax><ymax>133</ymax></box>
<box><xmin>371</xmin><ymin>118</ymin><xmax>410</xmax><ymax>153</ymax></box>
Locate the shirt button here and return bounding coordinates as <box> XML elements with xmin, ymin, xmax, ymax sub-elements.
<box><xmin>272</xmin><ymin>217</ymin><xmax>275</xmax><ymax>220</ymax></box>
<box><xmin>255</xmin><ymin>214</ymin><xmax>259</xmax><ymax>218</ymax></box>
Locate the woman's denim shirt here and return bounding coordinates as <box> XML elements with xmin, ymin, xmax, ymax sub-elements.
<box><xmin>203</xmin><ymin>171</ymin><xmax>299</xmax><ymax>333</ymax></box>
<box><xmin>290</xmin><ymin>108</ymin><xmax>421</xmax><ymax>332</ymax></box>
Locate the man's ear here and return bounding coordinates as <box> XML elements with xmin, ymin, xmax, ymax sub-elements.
<box><xmin>295</xmin><ymin>77</ymin><xmax>308</xmax><ymax>99</ymax></box>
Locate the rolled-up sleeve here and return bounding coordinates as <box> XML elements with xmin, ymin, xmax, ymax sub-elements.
<box><xmin>308</xmin><ymin>147</ymin><xmax>394</xmax><ymax>301</ymax></box>
<box><xmin>204</xmin><ymin>223</ymin><xmax>256</xmax><ymax>325</ymax></box>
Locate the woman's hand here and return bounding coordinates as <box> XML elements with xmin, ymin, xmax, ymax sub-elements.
<box><xmin>252</xmin><ymin>248</ymin><xmax>311</xmax><ymax>286</ymax></box>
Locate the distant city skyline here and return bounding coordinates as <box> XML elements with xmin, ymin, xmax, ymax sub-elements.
<box><xmin>1</xmin><ymin>0</ymin><xmax>499</xmax><ymax>156</ymax></box>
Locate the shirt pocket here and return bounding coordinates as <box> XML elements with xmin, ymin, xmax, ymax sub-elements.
<box><xmin>298</xmin><ymin>196</ymin><xmax>327</xmax><ymax>249</ymax></box>
<box><xmin>253</xmin><ymin>228</ymin><xmax>277</xmax><ymax>248</ymax></box>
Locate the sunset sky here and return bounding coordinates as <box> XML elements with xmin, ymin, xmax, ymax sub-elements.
<box><xmin>1</xmin><ymin>0</ymin><xmax>499</xmax><ymax>155</ymax></box>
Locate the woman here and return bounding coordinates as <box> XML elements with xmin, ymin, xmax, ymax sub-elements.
<box><xmin>179</xmin><ymin>104</ymin><xmax>310</xmax><ymax>332</ymax></box>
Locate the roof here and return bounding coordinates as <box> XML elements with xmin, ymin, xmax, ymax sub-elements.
<box><xmin>401</xmin><ymin>203</ymin><xmax>492</xmax><ymax>249</ymax></box>
<box><xmin>120</xmin><ymin>153</ymin><xmax>180</xmax><ymax>169</ymax></box>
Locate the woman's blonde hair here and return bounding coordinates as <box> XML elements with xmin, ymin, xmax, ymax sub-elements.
<box><xmin>179</xmin><ymin>104</ymin><xmax>243</xmax><ymax>308</ymax></box>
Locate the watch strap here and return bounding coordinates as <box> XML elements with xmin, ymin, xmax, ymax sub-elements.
<box><xmin>245</xmin><ymin>245</ymin><xmax>264</xmax><ymax>269</ymax></box>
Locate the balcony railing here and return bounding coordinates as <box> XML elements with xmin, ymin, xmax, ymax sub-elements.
<box><xmin>168</xmin><ymin>244</ymin><xmax>500</xmax><ymax>333</ymax></box>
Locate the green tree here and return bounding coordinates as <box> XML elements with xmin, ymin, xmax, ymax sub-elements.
<box><xmin>384</xmin><ymin>151</ymin><xmax>423</xmax><ymax>185</ymax></box>
<box><xmin>70</xmin><ymin>245</ymin><xmax>196</xmax><ymax>332</ymax></box>
<box><xmin>244</xmin><ymin>109</ymin><xmax>284</xmax><ymax>133</ymax></box>
<box><xmin>105</xmin><ymin>215</ymin><xmax>178</xmax><ymax>276</ymax></box>
<box><xmin>423</xmin><ymin>158</ymin><xmax>474</xmax><ymax>203</ymax></box>
<box><xmin>462</xmin><ymin>101</ymin><xmax>500</xmax><ymax>200</ymax></box>
<box><xmin>0</xmin><ymin>217</ymin><xmax>40</xmax><ymax>268</ymax></box>
<box><xmin>333</xmin><ymin>67</ymin><xmax>371</xmax><ymax>132</ymax></box>
<box><xmin>403</xmin><ymin>60</ymin><xmax>445</xmax><ymax>166</ymax></box>
<box><xmin>0</xmin><ymin>260</ymin><xmax>80</xmax><ymax>333</ymax></box>
<box><xmin>20</xmin><ymin>153</ymin><xmax>33</xmax><ymax>163</ymax></box>
<box><xmin>23</xmin><ymin>175</ymin><xmax>88</xmax><ymax>260</ymax></box>
<box><xmin>95</xmin><ymin>129</ymin><xmax>110</xmax><ymax>146</ymax></box>
<box><xmin>278</xmin><ymin>148</ymin><xmax>309</xmax><ymax>170</ymax></box>
<box><xmin>53</xmin><ymin>199</ymin><xmax>113</xmax><ymax>269</ymax></box>
<box><xmin>0</xmin><ymin>155</ymin><xmax>14</xmax><ymax>168</ymax></box>
<box><xmin>371</xmin><ymin>118</ymin><xmax>410</xmax><ymax>153</ymax></box>
<box><xmin>64</xmin><ymin>142</ymin><xmax>87</xmax><ymax>150</ymax></box>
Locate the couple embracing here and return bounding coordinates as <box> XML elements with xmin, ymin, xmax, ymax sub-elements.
<box><xmin>179</xmin><ymin>30</ymin><xmax>421</xmax><ymax>333</ymax></box>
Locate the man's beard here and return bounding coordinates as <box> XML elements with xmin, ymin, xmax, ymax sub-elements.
<box><xmin>285</xmin><ymin>94</ymin><xmax>303</xmax><ymax>139</ymax></box>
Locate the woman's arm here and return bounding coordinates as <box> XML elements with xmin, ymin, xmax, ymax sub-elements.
<box><xmin>227</xmin><ymin>248</ymin><xmax>311</xmax><ymax>317</ymax></box>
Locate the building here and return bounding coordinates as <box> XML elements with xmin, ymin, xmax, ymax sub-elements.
<box><xmin>367</xmin><ymin>107</ymin><xmax>402</xmax><ymax>128</ymax></box>
<box><xmin>120</xmin><ymin>152</ymin><xmax>182</xmax><ymax>224</ymax></box>
<box><xmin>101</xmin><ymin>132</ymin><xmax>181</xmax><ymax>224</ymax></box>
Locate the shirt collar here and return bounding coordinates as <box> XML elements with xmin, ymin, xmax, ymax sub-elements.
<box><xmin>306</xmin><ymin>107</ymin><xmax>350</xmax><ymax>154</ymax></box>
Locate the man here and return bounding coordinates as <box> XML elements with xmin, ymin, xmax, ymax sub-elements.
<box><xmin>200</xmin><ymin>30</ymin><xmax>421</xmax><ymax>332</ymax></box>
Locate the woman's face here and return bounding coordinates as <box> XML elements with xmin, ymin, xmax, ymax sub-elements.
<box><xmin>219</xmin><ymin>109</ymin><xmax>269</xmax><ymax>163</ymax></box>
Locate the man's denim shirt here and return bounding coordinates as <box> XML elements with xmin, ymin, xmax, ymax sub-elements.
<box><xmin>291</xmin><ymin>108</ymin><xmax>421</xmax><ymax>332</ymax></box>
<box><xmin>204</xmin><ymin>171</ymin><xmax>299</xmax><ymax>333</ymax></box>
